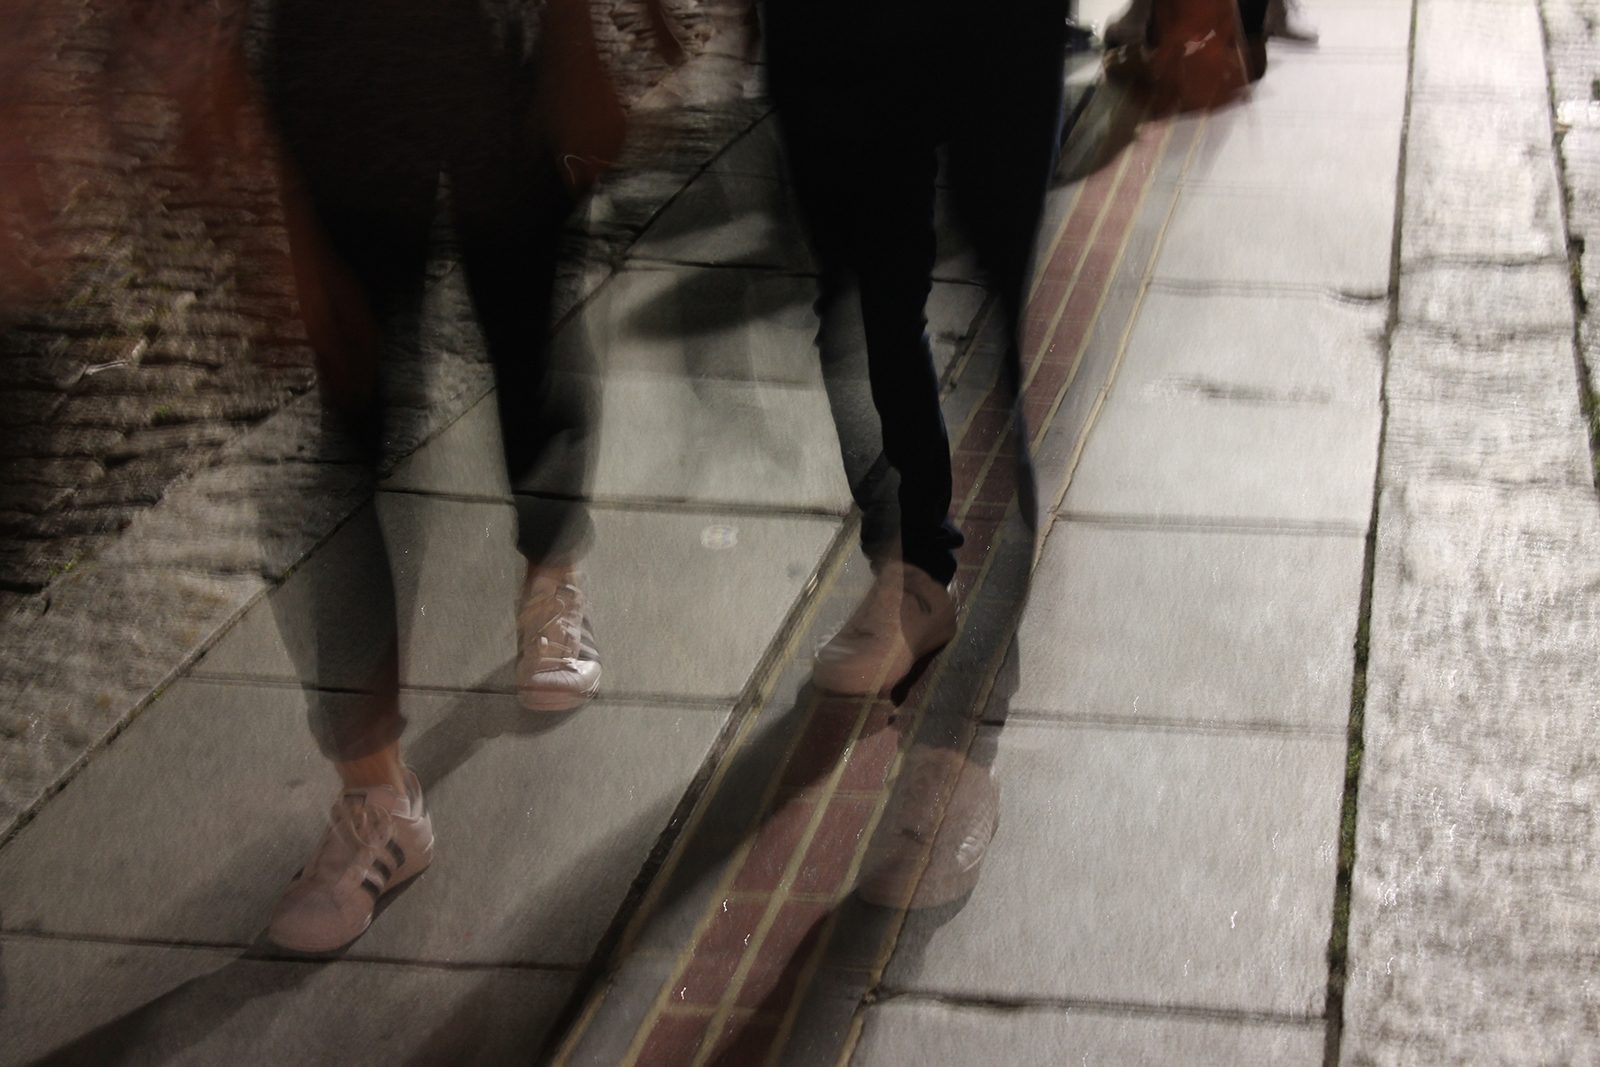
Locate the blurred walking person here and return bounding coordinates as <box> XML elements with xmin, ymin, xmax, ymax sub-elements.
<box><xmin>759</xmin><ymin>0</ymin><xmax>1068</xmax><ymax>695</ymax></box>
<box><xmin>259</xmin><ymin>0</ymin><xmax>625</xmax><ymax>952</ymax></box>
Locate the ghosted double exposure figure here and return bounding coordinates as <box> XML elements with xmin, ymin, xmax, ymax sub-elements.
<box><xmin>760</xmin><ymin>0</ymin><xmax>1067</xmax><ymax>695</ymax></box>
<box><xmin>260</xmin><ymin>0</ymin><xmax>618</xmax><ymax>952</ymax></box>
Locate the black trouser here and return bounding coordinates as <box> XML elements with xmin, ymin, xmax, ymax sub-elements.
<box><xmin>265</xmin><ymin>0</ymin><xmax>593</xmax><ymax>760</ymax></box>
<box><xmin>764</xmin><ymin>0</ymin><xmax>1066</xmax><ymax>584</ymax></box>
<box><xmin>1238</xmin><ymin>0</ymin><xmax>1269</xmax><ymax>35</ymax></box>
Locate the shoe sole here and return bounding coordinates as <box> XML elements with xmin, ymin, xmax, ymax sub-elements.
<box><xmin>517</xmin><ymin>679</ymin><xmax>601</xmax><ymax>713</ymax></box>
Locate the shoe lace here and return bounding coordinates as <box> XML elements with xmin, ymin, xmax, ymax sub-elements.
<box><xmin>522</xmin><ymin>578</ymin><xmax>583</xmax><ymax>664</ymax></box>
<box><xmin>305</xmin><ymin>793</ymin><xmax>393</xmax><ymax>884</ymax></box>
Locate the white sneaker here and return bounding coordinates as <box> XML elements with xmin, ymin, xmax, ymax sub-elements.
<box><xmin>517</xmin><ymin>563</ymin><xmax>602</xmax><ymax>712</ymax></box>
<box><xmin>268</xmin><ymin>769</ymin><xmax>434</xmax><ymax>953</ymax></box>
<box><xmin>814</xmin><ymin>561</ymin><xmax>957</xmax><ymax>696</ymax></box>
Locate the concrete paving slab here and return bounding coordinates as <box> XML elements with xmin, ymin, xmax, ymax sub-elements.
<box><xmin>1181</xmin><ymin>112</ymin><xmax>1401</xmax><ymax>201</ymax></box>
<box><xmin>854</xmin><ymin>1001</ymin><xmax>1325</xmax><ymax>1067</ymax></box>
<box><xmin>1400</xmin><ymin>262</ymin><xmax>1574</xmax><ymax>337</ymax></box>
<box><xmin>629</xmin><ymin>169</ymin><xmax>983</xmax><ymax>282</ymax></box>
<box><xmin>0</xmin><ymin>936</ymin><xmax>573</xmax><ymax>1067</ymax></box>
<box><xmin>1112</xmin><ymin>288</ymin><xmax>1384</xmax><ymax>408</ymax></box>
<box><xmin>1384</xmin><ymin>329</ymin><xmax>1592</xmax><ymax>488</ymax></box>
<box><xmin>191</xmin><ymin>497</ymin><xmax>839</xmax><ymax>701</ymax></box>
<box><xmin>571</xmin><ymin>263</ymin><xmax>826</xmax><ymax>385</ymax></box>
<box><xmin>629</xmin><ymin>171</ymin><xmax>812</xmax><ymax>271</ymax></box>
<box><xmin>568</xmin><ymin>374</ymin><xmax>851</xmax><ymax>510</ymax></box>
<box><xmin>1242</xmin><ymin>53</ymin><xmax>1408</xmax><ymax>121</ymax></box>
<box><xmin>1412</xmin><ymin>0</ymin><xmax>1550</xmax><ymax>97</ymax></box>
<box><xmin>1383</xmin><ymin>394</ymin><xmax>1592</xmax><ymax>490</ymax></box>
<box><xmin>881</xmin><ymin>722</ymin><xmax>1345</xmax><ymax>1016</ymax></box>
<box><xmin>1386</xmin><ymin>328</ymin><xmax>1586</xmax><ymax>413</ymax></box>
<box><xmin>1010</xmin><ymin>522</ymin><xmax>1365</xmax><ymax>730</ymax></box>
<box><xmin>551</xmin><ymin>265</ymin><xmax>982</xmax><ymax>386</ymax></box>
<box><xmin>0</xmin><ymin>680</ymin><xmax>728</xmax><ymax>965</ymax></box>
<box><xmin>1153</xmin><ymin>182</ymin><xmax>1394</xmax><ymax>292</ymax></box>
<box><xmin>1403</xmin><ymin>97</ymin><xmax>1565</xmax><ymax>262</ymax></box>
<box><xmin>587</xmin><ymin>266</ymin><xmax>984</xmax><ymax>390</ymax></box>
<box><xmin>0</xmin><ymin>563</ymin><xmax>267</xmax><ymax>839</ymax></box>
<box><xmin>1062</xmin><ymin>396</ymin><xmax>1379</xmax><ymax>526</ymax></box>
<box><xmin>387</xmin><ymin>374</ymin><xmax>852</xmax><ymax>511</ymax></box>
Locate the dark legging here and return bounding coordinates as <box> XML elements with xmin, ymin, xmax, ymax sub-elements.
<box><xmin>264</xmin><ymin>0</ymin><xmax>593</xmax><ymax>759</ymax></box>
<box><xmin>764</xmin><ymin>0</ymin><xmax>1067</xmax><ymax>583</ymax></box>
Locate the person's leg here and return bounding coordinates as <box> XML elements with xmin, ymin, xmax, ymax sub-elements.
<box><xmin>265</xmin><ymin>164</ymin><xmax>439</xmax><ymax>954</ymax></box>
<box><xmin>946</xmin><ymin>0</ymin><xmax>1068</xmax><ymax>535</ymax></box>
<box><xmin>773</xmin><ymin>120</ymin><xmax>960</xmax><ymax>586</ymax></box>
<box><xmin>765</xmin><ymin>18</ymin><xmax>960</xmax><ymax>695</ymax></box>
<box><xmin>851</xmin><ymin>186</ymin><xmax>962</xmax><ymax>587</ymax></box>
<box><xmin>447</xmin><ymin>73</ymin><xmax>600</xmax><ymax>711</ymax></box>
<box><xmin>281</xmin><ymin>180</ymin><xmax>436</xmax><ymax>785</ymax></box>
<box><xmin>260</xmin><ymin>1</ymin><xmax>447</xmax><ymax>953</ymax></box>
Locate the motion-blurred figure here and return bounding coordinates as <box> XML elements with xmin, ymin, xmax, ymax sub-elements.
<box><xmin>760</xmin><ymin>0</ymin><xmax>1067</xmax><ymax>696</ymax></box>
<box><xmin>258</xmin><ymin>0</ymin><xmax>627</xmax><ymax>953</ymax></box>
<box><xmin>1104</xmin><ymin>0</ymin><xmax>1318</xmax><ymax>93</ymax></box>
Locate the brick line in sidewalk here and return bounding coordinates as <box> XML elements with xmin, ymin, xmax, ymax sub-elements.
<box><xmin>555</xmin><ymin>116</ymin><xmax>1182</xmax><ymax>1067</ymax></box>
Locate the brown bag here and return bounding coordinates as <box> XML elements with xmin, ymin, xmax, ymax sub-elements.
<box><xmin>1104</xmin><ymin>0</ymin><xmax>1249</xmax><ymax>114</ymax></box>
<box><xmin>537</xmin><ymin>0</ymin><xmax>628</xmax><ymax>194</ymax></box>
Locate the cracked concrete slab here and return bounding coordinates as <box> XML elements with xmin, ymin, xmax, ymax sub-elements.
<box><xmin>1062</xmin><ymin>396</ymin><xmax>1379</xmax><ymax>526</ymax></box>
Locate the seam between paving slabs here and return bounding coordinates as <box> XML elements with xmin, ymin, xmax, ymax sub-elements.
<box><xmin>1322</xmin><ymin>0</ymin><xmax>1419</xmax><ymax>1062</ymax></box>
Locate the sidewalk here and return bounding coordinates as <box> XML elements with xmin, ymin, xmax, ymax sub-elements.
<box><xmin>5</xmin><ymin>0</ymin><xmax>1600</xmax><ymax>1064</ymax></box>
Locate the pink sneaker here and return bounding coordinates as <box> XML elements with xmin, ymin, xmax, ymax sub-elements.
<box><xmin>814</xmin><ymin>561</ymin><xmax>957</xmax><ymax>696</ymax></box>
<box><xmin>269</xmin><ymin>769</ymin><xmax>434</xmax><ymax>953</ymax></box>
<box><xmin>517</xmin><ymin>564</ymin><xmax>602</xmax><ymax>712</ymax></box>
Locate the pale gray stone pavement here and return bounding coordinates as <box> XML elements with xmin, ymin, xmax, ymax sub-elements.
<box><xmin>6</xmin><ymin>0</ymin><xmax>1600</xmax><ymax>1064</ymax></box>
